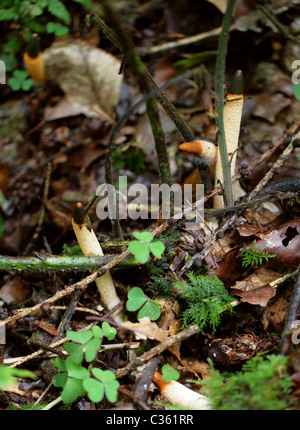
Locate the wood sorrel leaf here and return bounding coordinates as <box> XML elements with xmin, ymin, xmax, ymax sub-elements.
<box><xmin>129</xmin><ymin>241</ymin><xmax>149</xmax><ymax>263</ymax></box>
<box><xmin>149</xmin><ymin>241</ymin><xmax>165</xmax><ymax>258</ymax></box>
<box><xmin>126</xmin><ymin>287</ymin><xmax>147</xmax><ymax>312</ymax></box>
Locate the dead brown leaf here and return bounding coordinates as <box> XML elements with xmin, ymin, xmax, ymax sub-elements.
<box><xmin>121</xmin><ymin>317</ymin><xmax>169</xmax><ymax>342</ymax></box>
<box><xmin>0</xmin><ymin>277</ymin><xmax>31</xmax><ymax>305</ymax></box>
<box><xmin>261</xmin><ymin>296</ymin><xmax>290</xmax><ymax>331</ymax></box>
<box><xmin>43</xmin><ymin>39</ymin><xmax>122</xmax><ymax>121</ymax></box>
<box><xmin>231</xmin><ymin>267</ymin><xmax>280</xmax><ymax>306</ymax></box>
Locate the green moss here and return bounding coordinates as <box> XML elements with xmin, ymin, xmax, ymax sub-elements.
<box><xmin>203</xmin><ymin>354</ymin><xmax>293</xmax><ymax>410</ymax></box>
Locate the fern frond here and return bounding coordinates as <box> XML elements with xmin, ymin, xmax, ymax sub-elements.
<box><xmin>174</xmin><ymin>272</ymin><xmax>234</xmax><ymax>333</ymax></box>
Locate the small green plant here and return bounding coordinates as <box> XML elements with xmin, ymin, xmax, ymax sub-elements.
<box><xmin>161</xmin><ymin>364</ymin><xmax>180</xmax><ymax>383</ymax></box>
<box><xmin>46</xmin><ymin>21</ymin><xmax>69</xmax><ymax>37</ymax></box>
<box><xmin>112</xmin><ymin>147</ymin><xmax>146</xmax><ymax>175</ymax></box>
<box><xmin>202</xmin><ymin>354</ymin><xmax>293</xmax><ymax>410</ymax></box>
<box><xmin>126</xmin><ymin>286</ymin><xmax>161</xmax><ymax>321</ymax></box>
<box><xmin>237</xmin><ymin>240</ymin><xmax>276</xmax><ymax>268</ymax></box>
<box><xmin>294</xmin><ymin>83</ymin><xmax>300</xmax><ymax>101</ymax></box>
<box><xmin>0</xmin><ymin>0</ymin><xmax>92</xmax><ymax>88</ymax></box>
<box><xmin>174</xmin><ymin>272</ymin><xmax>234</xmax><ymax>333</ymax></box>
<box><xmin>129</xmin><ymin>231</ymin><xmax>165</xmax><ymax>264</ymax></box>
<box><xmin>0</xmin><ymin>365</ymin><xmax>37</xmax><ymax>390</ymax></box>
<box><xmin>62</xmin><ymin>243</ymin><xmax>83</xmax><ymax>256</ymax></box>
<box><xmin>52</xmin><ymin>323</ymin><xmax>119</xmax><ymax>404</ymax></box>
<box><xmin>7</xmin><ymin>69</ymin><xmax>33</xmax><ymax>91</ymax></box>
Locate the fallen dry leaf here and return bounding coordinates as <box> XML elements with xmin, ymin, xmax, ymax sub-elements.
<box><xmin>261</xmin><ymin>296</ymin><xmax>290</xmax><ymax>331</ymax></box>
<box><xmin>43</xmin><ymin>39</ymin><xmax>122</xmax><ymax>121</ymax></box>
<box><xmin>230</xmin><ymin>267</ymin><xmax>280</xmax><ymax>306</ymax></box>
<box><xmin>121</xmin><ymin>317</ymin><xmax>169</xmax><ymax>342</ymax></box>
<box><xmin>0</xmin><ymin>277</ymin><xmax>31</xmax><ymax>305</ymax></box>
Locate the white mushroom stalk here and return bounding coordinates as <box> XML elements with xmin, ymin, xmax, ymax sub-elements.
<box><xmin>214</xmin><ymin>70</ymin><xmax>245</xmax><ymax>209</ymax></box>
<box><xmin>153</xmin><ymin>371</ymin><xmax>211</xmax><ymax>410</ymax></box>
<box><xmin>72</xmin><ymin>202</ymin><xmax>122</xmax><ymax>319</ymax></box>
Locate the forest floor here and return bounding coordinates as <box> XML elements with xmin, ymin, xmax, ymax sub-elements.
<box><xmin>0</xmin><ymin>0</ymin><xmax>300</xmax><ymax>411</ymax></box>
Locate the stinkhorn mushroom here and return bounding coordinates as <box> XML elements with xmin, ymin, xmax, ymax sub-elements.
<box><xmin>214</xmin><ymin>69</ymin><xmax>245</xmax><ymax>209</ymax></box>
<box><xmin>72</xmin><ymin>202</ymin><xmax>122</xmax><ymax>319</ymax></box>
<box><xmin>23</xmin><ymin>34</ymin><xmax>47</xmax><ymax>83</ymax></box>
<box><xmin>178</xmin><ymin>70</ymin><xmax>245</xmax><ymax>209</ymax></box>
<box><xmin>153</xmin><ymin>371</ymin><xmax>211</xmax><ymax>410</ymax></box>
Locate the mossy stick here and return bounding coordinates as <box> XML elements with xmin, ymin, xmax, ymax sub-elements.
<box><xmin>214</xmin><ymin>0</ymin><xmax>236</xmax><ymax>207</ymax></box>
<box><xmin>0</xmin><ymin>254</ymin><xmax>137</xmax><ymax>272</ymax></box>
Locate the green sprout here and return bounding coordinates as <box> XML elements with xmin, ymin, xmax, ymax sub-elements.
<box><xmin>0</xmin><ymin>365</ymin><xmax>37</xmax><ymax>391</ymax></box>
<box><xmin>7</xmin><ymin>69</ymin><xmax>33</xmax><ymax>91</ymax></box>
<box><xmin>294</xmin><ymin>83</ymin><xmax>300</xmax><ymax>101</ymax></box>
<box><xmin>126</xmin><ymin>287</ymin><xmax>161</xmax><ymax>321</ymax></box>
<box><xmin>161</xmin><ymin>364</ymin><xmax>180</xmax><ymax>383</ymax></box>
<box><xmin>129</xmin><ymin>231</ymin><xmax>165</xmax><ymax>264</ymax></box>
<box><xmin>52</xmin><ymin>323</ymin><xmax>119</xmax><ymax>404</ymax></box>
<box><xmin>237</xmin><ymin>240</ymin><xmax>276</xmax><ymax>268</ymax></box>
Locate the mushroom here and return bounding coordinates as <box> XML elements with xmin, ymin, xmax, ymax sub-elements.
<box><xmin>153</xmin><ymin>371</ymin><xmax>211</xmax><ymax>410</ymax></box>
<box><xmin>178</xmin><ymin>70</ymin><xmax>245</xmax><ymax>209</ymax></box>
<box><xmin>72</xmin><ymin>202</ymin><xmax>122</xmax><ymax>320</ymax></box>
<box><xmin>214</xmin><ymin>69</ymin><xmax>245</xmax><ymax>209</ymax></box>
<box><xmin>23</xmin><ymin>34</ymin><xmax>47</xmax><ymax>83</ymax></box>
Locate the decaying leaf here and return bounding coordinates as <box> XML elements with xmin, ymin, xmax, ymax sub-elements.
<box><xmin>0</xmin><ymin>277</ymin><xmax>31</xmax><ymax>305</ymax></box>
<box><xmin>43</xmin><ymin>39</ymin><xmax>123</xmax><ymax>121</ymax></box>
<box><xmin>122</xmin><ymin>317</ymin><xmax>169</xmax><ymax>342</ymax></box>
<box><xmin>230</xmin><ymin>267</ymin><xmax>280</xmax><ymax>306</ymax></box>
<box><xmin>261</xmin><ymin>295</ymin><xmax>290</xmax><ymax>332</ymax></box>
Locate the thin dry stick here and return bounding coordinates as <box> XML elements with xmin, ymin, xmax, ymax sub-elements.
<box><xmin>138</xmin><ymin>26</ymin><xmax>225</xmax><ymax>56</ymax></box>
<box><xmin>115</xmin><ymin>324</ymin><xmax>200</xmax><ymax>379</ymax></box>
<box><xmin>247</xmin><ymin>130</ymin><xmax>300</xmax><ymax>201</ymax></box>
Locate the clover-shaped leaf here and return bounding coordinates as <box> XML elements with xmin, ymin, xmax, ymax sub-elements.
<box><xmin>137</xmin><ymin>300</ymin><xmax>161</xmax><ymax>321</ymax></box>
<box><xmin>126</xmin><ymin>287</ymin><xmax>161</xmax><ymax>321</ymax></box>
<box><xmin>83</xmin><ymin>377</ymin><xmax>104</xmax><ymax>403</ymax></box>
<box><xmin>52</xmin><ymin>372</ymin><xmax>68</xmax><ymax>389</ymax></box>
<box><xmin>85</xmin><ymin>337</ymin><xmax>101</xmax><ymax>363</ymax></box>
<box><xmin>61</xmin><ymin>377</ymin><xmax>86</xmax><ymax>404</ymax></box>
<box><xmin>129</xmin><ymin>240</ymin><xmax>149</xmax><ymax>264</ymax></box>
<box><xmin>129</xmin><ymin>231</ymin><xmax>165</xmax><ymax>264</ymax></box>
<box><xmin>149</xmin><ymin>241</ymin><xmax>165</xmax><ymax>258</ymax></box>
<box><xmin>133</xmin><ymin>231</ymin><xmax>153</xmax><ymax>243</ymax></box>
<box><xmin>65</xmin><ymin>357</ymin><xmax>90</xmax><ymax>380</ymax></box>
<box><xmin>90</xmin><ymin>368</ymin><xmax>120</xmax><ymax>403</ymax></box>
<box><xmin>63</xmin><ymin>342</ymin><xmax>83</xmax><ymax>364</ymax></box>
<box><xmin>52</xmin><ymin>356</ymin><xmax>67</xmax><ymax>372</ymax></box>
<box><xmin>7</xmin><ymin>70</ymin><xmax>33</xmax><ymax>92</ymax></box>
<box><xmin>126</xmin><ymin>287</ymin><xmax>147</xmax><ymax>312</ymax></box>
<box><xmin>102</xmin><ymin>321</ymin><xmax>117</xmax><ymax>340</ymax></box>
<box><xmin>161</xmin><ymin>364</ymin><xmax>180</xmax><ymax>383</ymax></box>
<box><xmin>67</xmin><ymin>329</ymin><xmax>93</xmax><ymax>344</ymax></box>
